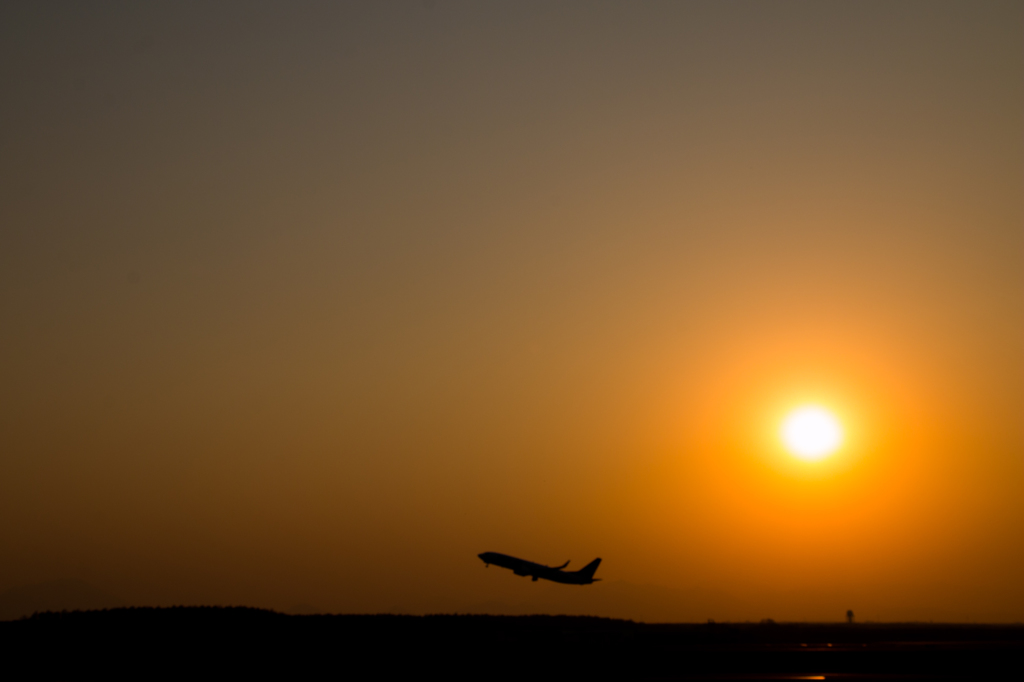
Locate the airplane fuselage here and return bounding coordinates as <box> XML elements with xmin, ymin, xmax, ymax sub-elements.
<box><xmin>478</xmin><ymin>552</ymin><xmax>601</xmax><ymax>585</ymax></box>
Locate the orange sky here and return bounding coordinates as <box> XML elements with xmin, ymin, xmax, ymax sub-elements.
<box><xmin>1</xmin><ymin>1</ymin><xmax>1021</xmax><ymax>621</ymax></box>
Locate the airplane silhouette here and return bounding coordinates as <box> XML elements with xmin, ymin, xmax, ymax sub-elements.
<box><xmin>478</xmin><ymin>552</ymin><xmax>602</xmax><ymax>585</ymax></box>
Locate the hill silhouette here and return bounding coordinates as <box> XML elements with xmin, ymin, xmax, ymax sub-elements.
<box><xmin>1</xmin><ymin>607</ymin><xmax>1020</xmax><ymax>679</ymax></box>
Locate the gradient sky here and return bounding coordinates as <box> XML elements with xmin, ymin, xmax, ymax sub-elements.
<box><xmin>1</xmin><ymin>1</ymin><xmax>1021</xmax><ymax>621</ymax></box>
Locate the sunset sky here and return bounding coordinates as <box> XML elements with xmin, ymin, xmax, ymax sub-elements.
<box><xmin>1</xmin><ymin>1</ymin><xmax>1021</xmax><ymax>622</ymax></box>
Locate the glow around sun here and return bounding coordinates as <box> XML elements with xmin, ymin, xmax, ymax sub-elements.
<box><xmin>781</xmin><ymin>406</ymin><xmax>844</xmax><ymax>461</ymax></box>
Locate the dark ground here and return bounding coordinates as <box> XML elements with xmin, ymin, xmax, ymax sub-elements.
<box><xmin>1</xmin><ymin>608</ymin><xmax>1020</xmax><ymax>680</ymax></box>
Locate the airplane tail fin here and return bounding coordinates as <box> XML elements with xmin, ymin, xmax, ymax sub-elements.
<box><xmin>577</xmin><ymin>558</ymin><xmax>602</xmax><ymax>580</ymax></box>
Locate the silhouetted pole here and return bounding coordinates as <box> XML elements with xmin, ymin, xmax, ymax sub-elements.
<box><xmin>846</xmin><ymin>609</ymin><xmax>854</xmax><ymax>624</ymax></box>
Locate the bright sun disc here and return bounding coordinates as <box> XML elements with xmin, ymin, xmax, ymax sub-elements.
<box><xmin>781</xmin><ymin>406</ymin><xmax>843</xmax><ymax>461</ymax></box>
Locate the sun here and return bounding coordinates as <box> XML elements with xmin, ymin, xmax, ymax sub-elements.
<box><xmin>781</xmin><ymin>406</ymin><xmax>843</xmax><ymax>461</ymax></box>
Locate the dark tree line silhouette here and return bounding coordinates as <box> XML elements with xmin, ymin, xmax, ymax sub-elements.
<box><xmin>0</xmin><ymin>607</ymin><xmax>1019</xmax><ymax>680</ymax></box>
